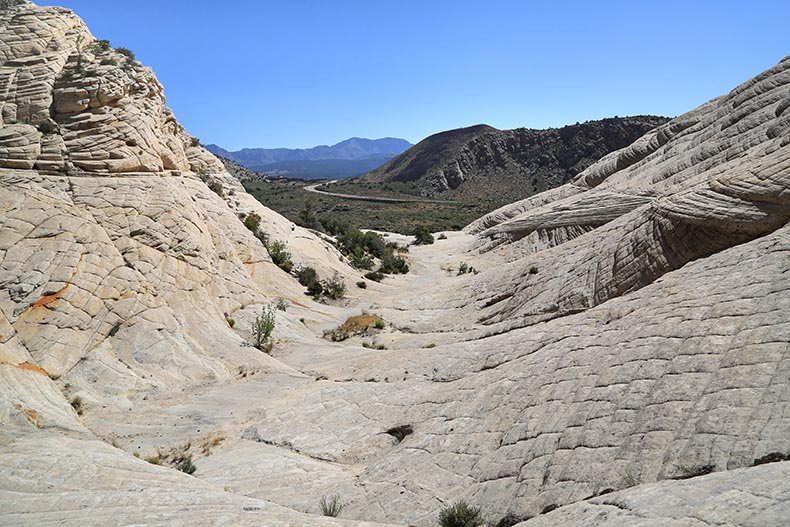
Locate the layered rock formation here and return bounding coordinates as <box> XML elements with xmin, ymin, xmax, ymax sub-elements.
<box><xmin>1</xmin><ymin>2</ymin><xmax>788</xmax><ymax>527</ymax></box>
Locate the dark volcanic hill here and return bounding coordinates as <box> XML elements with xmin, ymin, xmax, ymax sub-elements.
<box><xmin>356</xmin><ymin>116</ymin><xmax>669</xmax><ymax>201</ymax></box>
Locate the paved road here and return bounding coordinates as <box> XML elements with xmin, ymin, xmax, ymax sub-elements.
<box><xmin>304</xmin><ymin>180</ymin><xmax>460</xmax><ymax>204</ymax></box>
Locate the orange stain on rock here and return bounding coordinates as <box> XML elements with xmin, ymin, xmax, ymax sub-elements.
<box><xmin>16</xmin><ymin>362</ymin><xmax>49</xmax><ymax>376</ymax></box>
<box><xmin>32</xmin><ymin>283</ymin><xmax>69</xmax><ymax>309</ymax></box>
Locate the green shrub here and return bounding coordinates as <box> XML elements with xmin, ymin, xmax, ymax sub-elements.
<box><xmin>243</xmin><ymin>213</ymin><xmax>261</xmax><ymax>232</ymax></box>
<box><xmin>374</xmin><ymin>319</ymin><xmax>385</xmax><ymax>329</ymax></box>
<box><xmin>319</xmin><ymin>495</ymin><xmax>343</xmax><ymax>517</ymax></box>
<box><xmin>322</xmin><ymin>272</ymin><xmax>346</xmax><ymax>300</ymax></box>
<box><xmin>36</xmin><ymin>121</ymin><xmax>58</xmax><ymax>135</ymax></box>
<box><xmin>307</xmin><ymin>280</ymin><xmax>323</xmax><ymax>297</ymax></box>
<box><xmin>413</xmin><ymin>226</ymin><xmax>434</xmax><ymax>245</ymax></box>
<box><xmin>438</xmin><ymin>501</ymin><xmax>483</xmax><ymax>527</ymax></box>
<box><xmin>296</xmin><ymin>266</ymin><xmax>319</xmax><ymax>286</ymax></box>
<box><xmin>100</xmin><ymin>57</ymin><xmax>118</xmax><ymax>66</ymax></box>
<box><xmin>528</xmin><ymin>266</ymin><xmax>539</xmax><ymax>274</ymax></box>
<box><xmin>88</xmin><ymin>39</ymin><xmax>110</xmax><ymax>53</ymax></box>
<box><xmin>350</xmin><ymin>251</ymin><xmax>373</xmax><ymax>270</ymax></box>
<box><xmin>252</xmin><ymin>306</ymin><xmax>275</xmax><ymax>352</ymax></box>
<box><xmin>380</xmin><ymin>252</ymin><xmax>409</xmax><ymax>274</ymax></box>
<box><xmin>176</xmin><ymin>456</ymin><xmax>196</xmax><ymax>475</ymax></box>
<box><xmin>190</xmin><ymin>136</ymin><xmax>201</xmax><ymax>147</ymax></box>
<box><xmin>225</xmin><ymin>315</ymin><xmax>235</xmax><ymax>328</ymax></box>
<box><xmin>116</xmin><ymin>47</ymin><xmax>135</xmax><ymax>61</ymax></box>
<box><xmin>364</xmin><ymin>271</ymin><xmax>384</xmax><ymax>282</ymax></box>
<box><xmin>336</xmin><ymin>228</ymin><xmax>386</xmax><ymax>258</ymax></box>
<box><xmin>356</xmin><ymin>281</ymin><xmax>367</xmax><ymax>289</ymax></box>
<box><xmin>266</xmin><ymin>240</ymin><xmax>293</xmax><ymax>272</ymax></box>
<box><xmin>457</xmin><ymin>262</ymin><xmax>469</xmax><ymax>275</ymax></box>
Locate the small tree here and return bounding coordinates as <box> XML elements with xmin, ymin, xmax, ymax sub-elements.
<box><xmin>252</xmin><ymin>306</ymin><xmax>275</xmax><ymax>352</ymax></box>
<box><xmin>438</xmin><ymin>501</ymin><xmax>483</xmax><ymax>527</ymax></box>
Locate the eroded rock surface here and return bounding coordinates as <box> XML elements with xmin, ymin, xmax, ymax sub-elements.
<box><xmin>0</xmin><ymin>2</ymin><xmax>788</xmax><ymax>527</ymax></box>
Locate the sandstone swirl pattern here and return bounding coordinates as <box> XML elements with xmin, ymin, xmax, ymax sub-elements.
<box><xmin>1</xmin><ymin>2</ymin><xmax>789</xmax><ymax>526</ymax></box>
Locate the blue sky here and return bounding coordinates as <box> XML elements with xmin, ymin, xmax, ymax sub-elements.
<box><xmin>38</xmin><ymin>0</ymin><xmax>790</xmax><ymax>149</ymax></box>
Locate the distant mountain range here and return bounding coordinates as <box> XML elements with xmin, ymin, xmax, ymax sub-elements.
<box><xmin>205</xmin><ymin>137</ymin><xmax>412</xmax><ymax>179</ymax></box>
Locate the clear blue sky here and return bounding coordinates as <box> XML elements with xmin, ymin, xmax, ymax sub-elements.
<box><xmin>37</xmin><ymin>0</ymin><xmax>790</xmax><ymax>149</ymax></box>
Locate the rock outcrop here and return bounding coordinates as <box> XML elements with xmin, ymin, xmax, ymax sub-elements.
<box><xmin>217</xmin><ymin>155</ymin><xmax>268</xmax><ymax>183</ymax></box>
<box><xmin>1</xmin><ymin>2</ymin><xmax>788</xmax><ymax>527</ymax></box>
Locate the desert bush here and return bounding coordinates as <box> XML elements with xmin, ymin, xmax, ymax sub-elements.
<box><xmin>356</xmin><ymin>281</ymin><xmax>367</xmax><ymax>289</ymax></box>
<box><xmin>252</xmin><ymin>306</ymin><xmax>275</xmax><ymax>351</ymax></box>
<box><xmin>374</xmin><ymin>319</ymin><xmax>385</xmax><ymax>329</ymax></box>
<box><xmin>100</xmin><ymin>57</ymin><xmax>118</xmax><ymax>66</ymax></box>
<box><xmin>70</xmin><ymin>396</ymin><xmax>84</xmax><ymax>416</ymax></box>
<box><xmin>494</xmin><ymin>512</ymin><xmax>529</xmax><ymax>527</ymax></box>
<box><xmin>36</xmin><ymin>121</ymin><xmax>58</xmax><ymax>135</ymax></box>
<box><xmin>379</xmin><ymin>252</ymin><xmax>409</xmax><ymax>274</ymax></box>
<box><xmin>753</xmin><ymin>452</ymin><xmax>790</xmax><ymax>465</ymax></box>
<box><xmin>324</xmin><ymin>313</ymin><xmax>383</xmax><ymax>341</ymax></box>
<box><xmin>190</xmin><ymin>136</ymin><xmax>201</xmax><ymax>147</ymax></box>
<box><xmin>207</xmin><ymin>179</ymin><xmax>224</xmax><ymax>197</ymax></box>
<box><xmin>88</xmin><ymin>39</ymin><xmax>110</xmax><ymax>54</ymax></box>
<box><xmin>296</xmin><ymin>266</ymin><xmax>319</xmax><ymax>287</ymax></box>
<box><xmin>322</xmin><ymin>272</ymin><xmax>346</xmax><ymax>300</ymax></box>
<box><xmin>319</xmin><ymin>495</ymin><xmax>343</xmax><ymax>517</ymax></box>
<box><xmin>336</xmin><ymin>228</ymin><xmax>386</xmax><ymax>258</ymax></box>
<box><xmin>364</xmin><ymin>271</ymin><xmax>384</xmax><ymax>282</ymax></box>
<box><xmin>276</xmin><ymin>298</ymin><xmax>289</xmax><ymax>311</ymax></box>
<box><xmin>671</xmin><ymin>464</ymin><xmax>714</xmax><ymax>480</ymax></box>
<box><xmin>438</xmin><ymin>501</ymin><xmax>483</xmax><ymax>527</ymax></box>
<box><xmin>266</xmin><ymin>240</ymin><xmax>293</xmax><ymax>272</ymax></box>
<box><xmin>413</xmin><ymin>226</ymin><xmax>434</xmax><ymax>245</ymax></box>
<box><xmin>225</xmin><ymin>315</ymin><xmax>235</xmax><ymax>328</ymax></box>
<box><xmin>243</xmin><ymin>212</ymin><xmax>261</xmax><ymax>232</ymax></box>
<box><xmin>307</xmin><ymin>280</ymin><xmax>324</xmax><ymax>298</ymax></box>
<box><xmin>457</xmin><ymin>262</ymin><xmax>469</xmax><ymax>275</ymax></box>
<box><xmin>528</xmin><ymin>266</ymin><xmax>539</xmax><ymax>274</ymax></box>
<box><xmin>176</xmin><ymin>456</ymin><xmax>196</xmax><ymax>475</ymax></box>
<box><xmin>350</xmin><ymin>251</ymin><xmax>373</xmax><ymax>270</ymax></box>
<box><xmin>116</xmin><ymin>47</ymin><xmax>135</xmax><ymax>61</ymax></box>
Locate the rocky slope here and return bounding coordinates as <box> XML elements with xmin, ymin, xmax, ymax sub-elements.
<box><xmin>217</xmin><ymin>155</ymin><xmax>268</xmax><ymax>183</ymax></box>
<box><xmin>1</xmin><ymin>2</ymin><xmax>788</xmax><ymax>527</ymax></box>
<box><xmin>354</xmin><ymin>117</ymin><xmax>668</xmax><ymax>201</ymax></box>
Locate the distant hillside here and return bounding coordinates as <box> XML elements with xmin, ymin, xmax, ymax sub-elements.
<box><xmin>251</xmin><ymin>154</ymin><xmax>397</xmax><ymax>180</ymax></box>
<box><xmin>352</xmin><ymin>117</ymin><xmax>669</xmax><ymax>201</ymax></box>
<box><xmin>206</xmin><ymin>137</ymin><xmax>412</xmax><ymax>165</ymax></box>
